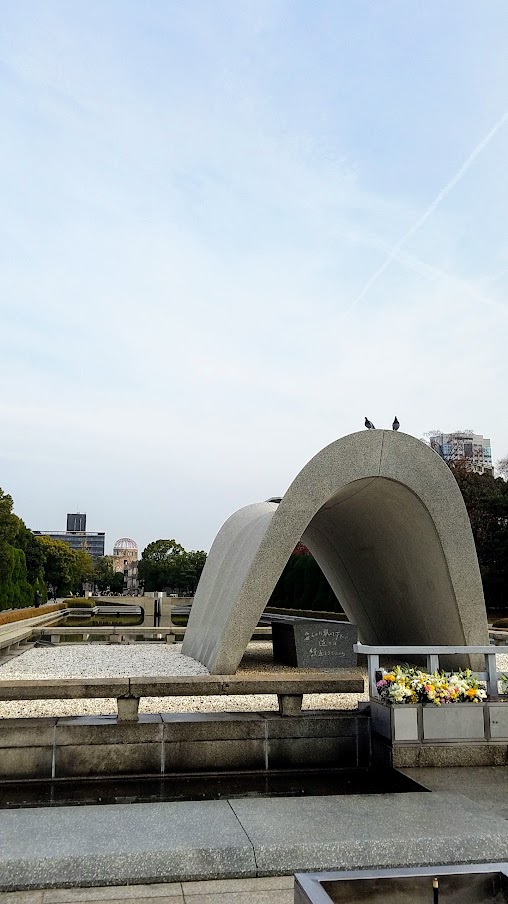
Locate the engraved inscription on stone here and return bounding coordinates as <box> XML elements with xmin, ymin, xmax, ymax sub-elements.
<box><xmin>272</xmin><ymin>618</ymin><xmax>358</xmax><ymax>669</ymax></box>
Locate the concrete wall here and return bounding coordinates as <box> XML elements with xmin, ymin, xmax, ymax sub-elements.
<box><xmin>183</xmin><ymin>430</ymin><xmax>488</xmax><ymax>674</ymax></box>
<box><xmin>0</xmin><ymin>711</ymin><xmax>370</xmax><ymax>780</ymax></box>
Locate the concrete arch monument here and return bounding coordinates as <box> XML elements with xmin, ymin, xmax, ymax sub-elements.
<box><xmin>182</xmin><ymin>430</ymin><xmax>488</xmax><ymax>674</ymax></box>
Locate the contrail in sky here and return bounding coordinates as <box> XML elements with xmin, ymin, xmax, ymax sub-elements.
<box><xmin>344</xmin><ymin>109</ymin><xmax>508</xmax><ymax>317</ymax></box>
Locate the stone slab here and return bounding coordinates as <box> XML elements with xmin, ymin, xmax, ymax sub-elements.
<box><xmin>54</xmin><ymin>743</ymin><xmax>163</xmax><ymax>778</ymax></box>
<box><xmin>392</xmin><ymin>743</ymin><xmax>508</xmax><ymax>768</ymax></box>
<box><xmin>0</xmin><ymin>718</ymin><xmax>57</xmax><ymax>748</ymax></box>
<box><xmin>183</xmin><ymin>891</ymin><xmax>291</xmax><ymax>904</ymax></box>
<box><xmin>272</xmin><ymin>619</ymin><xmax>357</xmax><ymax>669</ymax></box>
<box><xmin>229</xmin><ymin>792</ymin><xmax>508</xmax><ymax>875</ymax></box>
<box><xmin>261</xmin><ymin>711</ymin><xmax>366</xmax><ymax>739</ymax></box>
<box><xmin>42</xmin><ymin>885</ymin><xmax>183</xmax><ymax>901</ymax></box>
<box><xmin>164</xmin><ymin>738</ymin><xmax>266</xmax><ymax>772</ymax></box>
<box><xmin>399</xmin><ymin>766</ymin><xmax>508</xmax><ymax>818</ymax></box>
<box><xmin>2</xmin><ymin>792</ymin><xmax>508</xmax><ymax>891</ymax></box>
<box><xmin>55</xmin><ymin>716</ymin><xmax>163</xmax><ymax>746</ymax></box>
<box><xmin>266</xmin><ymin>735</ymin><xmax>358</xmax><ymax>769</ymax></box>
<box><xmin>0</xmin><ymin>679</ymin><xmax>129</xmax><ymax>701</ymax></box>
<box><xmin>0</xmin><ymin>747</ymin><xmax>53</xmax><ymax>780</ymax></box>
<box><xmin>161</xmin><ymin>712</ymin><xmax>266</xmax><ymax>741</ymax></box>
<box><xmin>0</xmin><ymin>801</ymin><xmax>256</xmax><ymax>891</ymax></box>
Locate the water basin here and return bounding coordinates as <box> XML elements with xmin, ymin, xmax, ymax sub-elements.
<box><xmin>295</xmin><ymin>865</ymin><xmax>508</xmax><ymax>904</ymax></box>
<box><xmin>0</xmin><ymin>767</ymin><xmax>426</xmax><ymax>809</ymax></box>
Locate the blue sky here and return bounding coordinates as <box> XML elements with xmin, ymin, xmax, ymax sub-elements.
<box><xmin>1</xmin><ymin>1</ymin><xmax>507</xmax><ymax>553</ymax></box>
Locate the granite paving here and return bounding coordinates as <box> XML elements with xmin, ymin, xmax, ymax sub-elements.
<box><xmin>0</xmin><ymin>877</ymin><xmax>295</xmax><ymax>904</ymax></box>
<box><xmin>400</xmin><ymin>766</ymin><xmax>508</xmax><ymax>819</ymax></box>
<box><xmin>0</xmin><ymin>801</ymin><xmax>255</xmax><ymax>891</ymax></box>
<box><xmin>2</xmin><ymin>792</ymin><xmax>508</xmax><ymax>891</ymax></box>
<box><xmin>230</xmin><ymin>791</ymin><xmax>508</xmax><ymax>874</ymax></box>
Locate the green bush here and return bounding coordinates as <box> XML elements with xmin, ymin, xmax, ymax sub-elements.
<box><xmin>63</xmin><ymin>598</ymin><xmax>96</xmax><ymax>609</ymax></box>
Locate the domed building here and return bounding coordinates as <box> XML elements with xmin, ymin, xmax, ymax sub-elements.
<box><xmin>112</xmin><ymin>538</ymin><xmax>139</xmax><ymax>593</ymax></box>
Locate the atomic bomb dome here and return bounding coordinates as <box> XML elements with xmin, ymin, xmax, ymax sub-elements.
<box><xmin>113</xmin><ymin>538</ymin><xmax>138</xmax><ymax>554</ymax></box>
<box><xmin>112</xmin><ymin>538</ymin><xmax>139</xmax><ymax>592</ymax></box>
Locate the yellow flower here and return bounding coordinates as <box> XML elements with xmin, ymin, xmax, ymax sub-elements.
<box><xmin>384</xmin><ymin>674</ymin><xmax>395</xmax><ymax>682</ymax></box>
<box><xmin>466</xmin><ymin>687</ymin><xmax>477</xmax><ymax>697</ymax></box>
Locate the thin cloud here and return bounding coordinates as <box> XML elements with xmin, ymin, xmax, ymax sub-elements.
<box><xmin>344</xmin><ymin>109</ymin><xmax>508</xmax><ymax>317</ymax></box>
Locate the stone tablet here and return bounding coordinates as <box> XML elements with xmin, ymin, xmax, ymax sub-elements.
<box><xmin>271</xmin><ymin>617</ymin><xmax>358</xmax><ymax>668</ymax></box>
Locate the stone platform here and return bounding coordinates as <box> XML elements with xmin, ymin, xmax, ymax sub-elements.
<box><xmin>1</xmin><ymin>791</ymin><xmax>508</xmax><ymax>891</ymax></box>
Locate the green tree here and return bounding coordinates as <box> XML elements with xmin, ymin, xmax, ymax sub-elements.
<box><xmin>94</xmin><ymin>556</ymin><xmax>115</xmax><ymax>592</ymax></box>
<box><xmin>94</xmin><ymin>556</ymin><xmax>125</xmax><ymax>594</ymax></box>
<box><xmin>0</xmin><ymin>488</ymin><xmax>16</xmax><ymax>546</ymax></box>
<box><xmin>0</xmin><ymin>489</ymin><xmax>33</xmax><ymax>609</ymax></box>
<box><xmin>12</xmin><ymin>516</ymin><xmax>46</xmax><ymax>588</ymax></box>
<box><xmin>70</xmin><ymin>548</ymin><xmax>95</xmax><ymax>593</ymax></box>
<box><xmin>450</xmin><ymin>462</ymin><xmax>508</xmax><ymax>609</ymax></box>
<box><xmin>267</xmin><ymin>544</ymin><xmax>341</xmax><ymax>613</ymax></box>
<box><xmin>138</xmin><ymin>540</ymin><xmax>206</xmax><ymax>593</ymax></box>
<box><xmin>36</xmin><ymin>536</ymin><xmax>76</xmax><ymax>597</ymax></box>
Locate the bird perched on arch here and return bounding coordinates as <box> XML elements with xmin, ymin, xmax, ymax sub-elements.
<box><xmin>364</xmin><ymin>417</ymin><xmax>375</xmax><ymax>429</ymax></box>
<box><xmin>392</xmin><ymin>416</ymin><xmax>400</xmax><ymax>431</ymax></box>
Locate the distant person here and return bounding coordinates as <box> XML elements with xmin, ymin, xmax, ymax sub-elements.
<box><xmin>34</xmin><ymin>590</ymin><xmax>41</xmax><ymax>608</ymax></box>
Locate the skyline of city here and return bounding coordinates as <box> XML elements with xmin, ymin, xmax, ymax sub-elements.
<box><xmin>19</xmin><ymin>425</ymin><xmax>506</xmax><ymax>555</ymax></box>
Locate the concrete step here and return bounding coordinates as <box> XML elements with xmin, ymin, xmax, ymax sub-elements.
<box><xmin>1</xmin><ymin>791</ymin><xmax>507</xmax><ymax>891</ymax></box>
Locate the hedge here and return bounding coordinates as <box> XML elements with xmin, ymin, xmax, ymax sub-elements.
<box><xmin>0</xmin><ymin>602</ymin><xmax>65</xmax><ymax>627</ymax></box>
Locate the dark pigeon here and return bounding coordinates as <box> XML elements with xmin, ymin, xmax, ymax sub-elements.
<box><xmin>392</xmin><ymin>416</ymin><xmax>400</xmax><ymax>431</ymax></box>
<box><xmin>364</xmin><ymin>417</ymin><xmax>375</xmax><ymax>429</ymax></box>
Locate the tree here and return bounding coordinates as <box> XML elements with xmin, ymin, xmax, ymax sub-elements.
<box><xmin>172</xmin><ymin>549</ymin><xmax>207</xmax><ymax>594</ymax></box>
<box><xmin>267</xmin><ymin>546</ymin><xmax>341</xmax><ymax>613</ymax></box>
<box><xmin>449</xmin><ymin>462</ymin><xmax>508</xmax><ymax>608</ymax></box>
<box><xmin>138</xmin><ymin>540</ymin><xmax>206</xmax><ymax>593</ymax></box>
<box><xmin>94</xmin><ymin>556</ymin><xmax>125</xmax><ymax>594</ymax></box>
<box><xmin>12</xmin><ymin>517</ymin><xmax>46</xmax><ymax>587</ymax></box>
<box><xmin>70</xmin><ymin>548</ymin><xmax>95</xmax><ymax>592</ymax></box>
<box><xmin>497</xmin><ymin>456</ymin><xmax>508</xmax><ymax>480</ymax></box>
<box><xmin>0</xmin><ymin>489</ymin><xmax>33</xmax><ymax>609</ymax></box>
<box><xmin>94</xmin><ymin>556</ymin><xmax>115</xmax><ymax>592</ymax></box>
<box><xmin>0</xmin><ymin>488</ymin><xmax>16</xmax><ymax>546</ymax></box>
<box><xmin>36</xmin><ymin>536</ymin><xmax>73</xmax><ymax>596</ymax></box>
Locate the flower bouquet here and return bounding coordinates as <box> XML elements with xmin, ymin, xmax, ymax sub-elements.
<box><xmin>376</xmin><ymin>664</ymin><xmax>487</xmax><ymax>706</ymax></box>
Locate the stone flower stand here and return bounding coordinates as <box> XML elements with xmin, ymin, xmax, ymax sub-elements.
<box><xmin>371</xmin><ymin>697</ymin><xmax>508</xmax><ymax>744</ymax></box>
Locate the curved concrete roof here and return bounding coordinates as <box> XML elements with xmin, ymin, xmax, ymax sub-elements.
<box><xmin>182</xmin><ymin>430</ymin><xmax>488</xmax><ymax>674</ymax></box>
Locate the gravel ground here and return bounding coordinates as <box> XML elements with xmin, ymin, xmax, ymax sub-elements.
<box><xmin>0</xmin><ymin>644</ymin><xmax>209</xmax><ymax>679</ymax></box>
<box><xmin>496</xmin><ymin>653</ymin><xmax>508</xmax><ymax>672</ymax></box>
<box><xmin>0</xmin><ymin>642</ymin><xmax>368</xmax><ymax>718</ymax></box>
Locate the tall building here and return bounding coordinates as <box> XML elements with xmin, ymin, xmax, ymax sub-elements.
<box><xmin>67</xmin><ymin>513</ymin><xmax>86</xmax><ymax>532</ymax></box>
<box><xmin>34</xmin><ymin>513</ymin><xmax>105</xmax><ymax>562</ymax></box>
<box><xmin>429</xmin><ymin>431</ymin><xmax>493</xmax><ymax>475</ymax></box>
<box><xmin>112</xmin><ymin>538</ymin><xmax>139</xmax><ymax>593</ymax></box>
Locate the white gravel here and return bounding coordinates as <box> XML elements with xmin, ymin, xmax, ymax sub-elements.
<box><xmin>495</xmin><ymin>654</ymin><xmax>508</xmax><ymax>673</ymax></box>
<box><xmin>0</xmin><ymin>643</ymin><xmax>368</xmax><ymax>719</ymax></box>
<box><xmin>0</xmin><ymin>643</ymin><xmax>209</xmax><ymax>679</ymax></box>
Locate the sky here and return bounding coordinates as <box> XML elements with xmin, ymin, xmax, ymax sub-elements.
<box><xmin>1</xmin><ymin>1</ymin><xmax>508</xmax><ymax>555</ymax></box>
